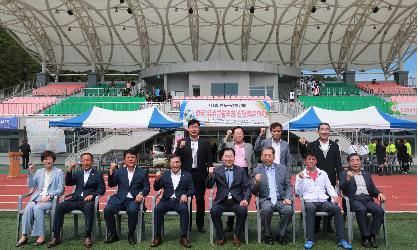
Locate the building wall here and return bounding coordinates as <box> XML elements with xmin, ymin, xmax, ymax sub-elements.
<box><xmin>167</xmin><ymin>74</ymin><xmax>189</xmax><ymax>96</ymax></box>
<box><xmin>249</xmin><ymin>73</ymin><xmax>278</xmax><ymax>99</ymax></box>
<box><xmin>188</xmin><ymin>71</ymin><xmax>250</xmax><ymax>96</ymax></box>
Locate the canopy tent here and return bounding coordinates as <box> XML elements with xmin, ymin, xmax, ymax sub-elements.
<box><xmin>49</xmin><ymin>106</ymin><xmax>182</xmax><ymax>129</ymax></box>
<box><xmin>283</xmin><ymin>106</ymin><xmax>417</xmax><ymax>131</ymax></box>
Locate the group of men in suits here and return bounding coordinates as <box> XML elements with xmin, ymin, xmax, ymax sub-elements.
<box><xmin>41</xmin><ymin>119</ymin><xmax>385</xmax><ymax>249</ymax></box>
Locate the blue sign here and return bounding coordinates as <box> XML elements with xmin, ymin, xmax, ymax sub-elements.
<box><xmin>0</xmin><ymin>117</ymin><xmax>18</xmax><ymax>129</ymax></box>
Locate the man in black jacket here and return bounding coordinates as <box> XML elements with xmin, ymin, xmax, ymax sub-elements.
<box><xmin>339</xmin><ymin>153</ymin><xmax>386</xmax><ymax>248</ymax></box>
<box><xmin>151</xmin><ymin>155</ymin><xmax>194</xmax><ymax>248</ymax></box>
<box><xmin>103</xmin><ymin>149</ymin><xmax>150</xmax><ymax>245</ymax></box>
<box><xmin>175</xmin><ymin>119</ymin><xmax>213</xmax><ymax>233</ymax></box>
<box><xmin>299</xmin><ymin>122</ymin><xmax>342</xmax><ymax>232</ymax></box>
<box><xmin>207</xmin><ymin>148</ymin><xmax>250</xmax><ymax>246</ymax></box>
<box><xmin>48</xmin><ymin>153</ymin><xmax>105</xmax><ymax>248</ymax></box>
<box><xmin>19</xmin><ymin>139</ymin><xmax>31</xmax><ymax>169</ymax></box>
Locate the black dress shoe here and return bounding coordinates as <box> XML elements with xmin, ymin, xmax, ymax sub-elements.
<box><xmin>277</xmin><ymin>235</ymin><xmax>288</xmax><ymax>245</ymax></box>
<box><xmin>370</xmin><ymin>236</ymin><xmax>378</xmax><ymax>248</ymax></box>
<box><xmin>224</xmin><ymin>224</ymin><xmax>233</xmax><ymax>232</ymax></box>
<box><xmin>128</xmin><ymin>236</ymin><xmax>136</xmax><ymax>245</ymax></box>
<box><xmin>104</xmin><ymin>233</ymin><xmax>120</xmax><ymax>244</ymax></box>
<box><xmin>197</xmin><ymin>226</ymin><xmax>206</xmax><ymax>233</ymax></box>
<box><xmin>264</xmin><ymin>237</ymin><xmax>274</xmax><ymax>245</ymax></box>
<box><xmin>362</xmin><ymin>237</ymin><xmax>371</xmax><ymax>248</ymax></box>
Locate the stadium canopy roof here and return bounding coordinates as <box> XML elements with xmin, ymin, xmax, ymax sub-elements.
<box><xmin>0</xmin><ymin>0</ymin><xmax>416</xmax><ymax>74</ymax></box>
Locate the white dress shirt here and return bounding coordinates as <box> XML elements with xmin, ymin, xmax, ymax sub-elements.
<box><xmin>126</xmin><ymin>167</ymin><xmax>136</xmax><ymax>198</ymax></box>
<box><xmin>319</xmin><ymin>139</ymin><xmax>330</xmax><ymax>158</ymax></box>
<box><xmin>170</xmin><ymin>170</ymin><xmax>181</xmax><ymax>198</ymax></box>
<box><xmin>191</xmin><ymin>138</ymin><xmax>199</xmax><ymax>169</ymax></box>
<box><xmin>40</xmin><ymin>170</ymin><xmax>52</xmax><ymax>198</ymax></box>
<box><xmin>272</xmin><ymin>139</ymin><xmax>281</xmax><ymax>165</ymax></box>
<box><xmin>81</xmin><ymin>168</ymin><xmax>92</xmax><ymax>197</ymax></box>
<box><xmin>353</xmin><ymin>173</ymin><xmax>369</xmax><ymax>195</ymax></box>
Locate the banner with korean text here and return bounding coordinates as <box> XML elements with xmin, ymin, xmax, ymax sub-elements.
<box><xmin>179</xmin><ymin>100</ymin><xmax>271</xmax><ymax>127</ymax></box>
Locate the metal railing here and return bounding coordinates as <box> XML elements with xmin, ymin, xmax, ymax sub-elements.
<box><xmin>66</xmin><ymin>130</ymin><xmax>112</xmax><ymax>154</ymax></box>
<box><xmin>0</xmin><ymin>80</ymin><xmax>35</xmax><ymax>100</ymax></box>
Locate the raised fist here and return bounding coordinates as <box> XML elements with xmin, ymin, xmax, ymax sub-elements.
<box><xmin>179</xmin><ymin>140</ymin><xmax>186</xmax><ymax>148</ymax></box>
<box><xmin>28</xmin><ymin>164</ymin><xmax>36</xmax><ymax>174</ymax></box>
<box><xmin>255</xmin><ymin>173</ymin><xmax>262</xmax><ymax>184</ymax></box>
<box><xmin>260</xmin><ymin>128</ymin><xmax>266</xmax><ymax>136</ymax></box>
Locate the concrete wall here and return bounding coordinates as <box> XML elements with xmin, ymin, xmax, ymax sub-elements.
<box><xmin>167</xmin><ymin>74</ymin><xmax>189</xmax><ymax>96</ymax></box>
<box><xmin>188</xmin><ymin>71</ymin><xmax>250</xmax><ymax>96</ymax></box>
<box><xmin>249</xmin><ymin>73</ymin><xmax>278</xmax><ymax>99</ymax></box>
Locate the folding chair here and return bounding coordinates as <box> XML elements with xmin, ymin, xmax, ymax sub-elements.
<box><xmin>300</xmin><ymin>197</ymin><xmax>333</xmax><ymax>241</ymax></box>
<box><xmin>104</xmin><ymin>196</ymin><xmax>145</xmax><ymax>243</ymax></box>
<box><xmin>15</xmin><ymin>188</ymin><xmax>59</xmax><ymax>242</ymax></box>
<box><xmin>256</xmin><ymin>196</ymin><xmax>296</xmax><ymax>243</ymax></box>
<box><xmin>344</xmin><ymin>196</ymin><xmax>387</xmax><ymax>245</ymax></box>
<box><xmin>208</xmin><ymin>188</ymin><xmax>249</xmax><ymax>244</ymax></box>
<box><xmin>60</xmin><ymin>194</ymin><xmax>101</xmax><ymax>241</ymax></box>
<box><xmin>151</xmin><ymin>190</ymin><xmax>191</xmax><ymax>241</ymax></box>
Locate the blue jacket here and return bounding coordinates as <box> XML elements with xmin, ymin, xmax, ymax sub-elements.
<box><xmin>28</xmin><ymin>166</ymin><xmax>65</xmax><ymax>202</ymax></box>
<box><xmin>339</xmin><ymin>170</ymin><xmax>381</xmax><ymax>201</ymax></box>
<box><xmin>206</xmin><ymin>164</ymin><xmax>251</xmax><ymax>204</ymax></box>
<box><xmin>153</xmin><ymin>170</ymin><xmax>194</xmax><ymax>201</ymax></box>
<box><xmin>65</xmin><ymin>168</ymin><xmax>106</xmax><ymax>200</ymax></box>
<box><xmin>108</xmin><ymin>166</ymin><xmax>150</xmax><ymax>205</ymax></box>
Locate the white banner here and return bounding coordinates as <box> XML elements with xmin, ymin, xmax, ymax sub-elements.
<box><xmin>26</xmin><ymin>119</ymin><xmax>66</xmax><ymax>153</ymax></box>
<box><xmin>390</xmin><ymin>102</ymin><xmax>417</xmax><ymax>115</ymax></box>
<box><xmin>179</xmin><ymin>100</ymin><xmax>271</xmax><ymax>127</ymax></box>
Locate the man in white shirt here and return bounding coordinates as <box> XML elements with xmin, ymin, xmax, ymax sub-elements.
<box><xmin>347</xmin><ymin>142</ymin><xmax>358</xmax><ymax>155</ymax></box>
<box><xmin>151</xmin><ymin>155</ymin><xmax>194</xmax><ymax>248</ymax></box>
<box><xmin>295</xmin><ymin>153</ymin><xmax>352</xmax><ymax>249</ymax></box>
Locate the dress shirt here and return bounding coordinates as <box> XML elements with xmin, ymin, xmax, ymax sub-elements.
<box><xmin>272</xmin><ymin>139</ymin><xmax>281</xmax><ymax>164</ymax></box>
<box><xmin>348</xmin><ymin>145</ymin><xmax>358</xmax><ymax>154</ymax></box>
<box><xmin>225</xmin><ymin>166</ymin><xmax>233</xmax><ymax>197</ymax></box>
<box><xmin>319</xmin><ymin>139</ymin><xmax>330</xmax><ymax>158</ymax></box>
<box><xmin>191</xmin><ymin>138</ymin><xmax>199</xmax><ymax>169</ymax></box>
<box><xmin>359</xmin><ymin>145</ymin><xmax>369</xmax><ymax>156</ymax></box>
<box><xmin>353</xmin><ymin>173</ymin><xmax>369</xmax><ymax>195</ymax></box>
<box><xmin>126</xmin><ymin>166</ymin><xmax>136</xmax><ymax>198</ymax></box>
<box><xmin>81</xmin><ymin>168</ymin><xmax>92</xmax><ymax>197</ymax></box>
<box><xmin>234</xmin><ymin>143</ymin><xmax>246</xmax><ymax>168</ymax></box>
<box><xmin>170</xmin><ymin>170</ymin><xmax>181</xmax><ymax>198</ymax></box>
<box><xmin>40</xmin><ymin>170</ymin><xmax>52</xmax><ymax>198</ymax></box>
<box><xmin>265</xmin><ymin>165</ymin><xmax>279</xmax><ymax>205</ymax></box>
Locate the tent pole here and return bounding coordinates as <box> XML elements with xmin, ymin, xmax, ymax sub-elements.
<box><xmin>355</xmin><ymin>129</ymin><xmax>358</xmax><ymax>144</ymax></box>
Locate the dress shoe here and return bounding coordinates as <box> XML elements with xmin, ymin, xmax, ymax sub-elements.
<box><xmin>197</xmin><ymin>226</ymin><xmax>206</xmax><ymax>233</ymax></box>
<box><xmin>34</xmin><ymin>240</ymin><xmax>46</xmax><ymax>246</ymax></box>
<box><xmin>180</xmin><ymin>236</ymin><xmax>192</xmax><ymax>248</ymax></box>
<box><xmin>215</xmin><ymin>239</ymin><xmax>225</xmax><ymax>246</ymax></box>
<box><xmin>104</xmin><ymin>233</ymin><xmax>119</xmax><ymax>244</ymax></box>
<box><xmin>47</xmin><ymin>237</ymin><xmax>61</xmax><ymax>248</ymax></box>
<box><xmin>128</xmin><ymin>236</ymin><xmax>136</xmax><ymax>245</ymax></box>
<box><xmin>277</xmin><ymin>235</ymin><xmax>288</xmax><ymax>245</ymax></box>
<box><xmin>362</xmin><ymin>237</ymin><xmax>371</xmax><ymax>248</ymax></box>
<box><xmin>84</xmin><ymin>238</ymin><xmax>93</xmax><ymax>248</ymax></box>
<box><xmin>15</xmin><ymin>238</ymin><xmax>28</xmax><ymax>247</ymax></box>
<box><xmin>264</xmin><ymin>237</ymin><xmax>274</xmax><ymax>245</ymax></box>
<box><xmin>233</xmin><ymin>235</ymin><xmax>241</xmax><ymax>246</ymax></box>
<box><xmin>224</xmin><ymin>224</ymin><xmax>233</xmax><ymax>233</ymax></box>
<box><xmin>369</xmin><ymin>236</ymin><xmax>378</xmax><ymax>248</ymax></box>
<box><xmin>150</xmin><ymin>236</ymin><xmax>162</xmax><ymax>247</ymax></box>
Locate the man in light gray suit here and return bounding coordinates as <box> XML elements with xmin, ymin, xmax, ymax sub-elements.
<box><xmin>254</xmin><ymin>122</ymin><xmax>292</xmax><ymax>167</ymax></box>
<box><xmin>218</xmin><ymin>126</ymin><xmax>256</xmax><ymax>232</ymax></box>
<box><xmin>251</xmin><ymin>146</ymin><xmax>293</xmax><ymax>245</ymax></box>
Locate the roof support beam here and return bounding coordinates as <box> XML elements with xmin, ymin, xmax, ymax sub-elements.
<box><xmin>187</xmin><ymin>0</ymin><xmax>200</xmax><ymax>61</ymax></box>
<box><xmin>127</xmin><ymin>0</ymin><xmax>150</xmax><ymax>68</ymax></box>
<box><xmin>241</xmin><ymin>0</ymin><xmax>255</xmax><ymax>61</ymax></box>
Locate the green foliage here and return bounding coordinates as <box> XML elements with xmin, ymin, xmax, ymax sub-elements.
<box><xmin>0</xmin><ymin>28</ymin><xmax>40</xmax><ymax>89</ymax></box>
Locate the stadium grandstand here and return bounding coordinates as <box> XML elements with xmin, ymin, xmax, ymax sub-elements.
<box><xmin>0</xmin><ymin>0</ymin><xmax>416</xmax><ymax>248</ymax></box>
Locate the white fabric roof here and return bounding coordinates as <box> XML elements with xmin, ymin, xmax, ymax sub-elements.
<box><xmin>0</xmin><ymin>0</ymin><xmax>415</xmax><ymax>73</ymax></box>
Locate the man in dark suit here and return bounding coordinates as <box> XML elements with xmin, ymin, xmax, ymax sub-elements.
<box><xmin>251</xmin><ymin>146</ymin><xmax>293</xmax><ymax>245</ymax></box>
<box><xmin>207</xmin><ymin>148</ymin><xmax>250</xmax><ymax>246</ymax></box>
<box><xmin>299</xmin><ymin>122</ymin><xmax>342</xmax><ymax>232</ymax></box>
<box><xmin>103</xmin><ymin>149</ymin><xmax>150</xmax><ymax>245</ymax></box>
<box><xmin>48</xmin><ymin>152</ymin><xmax>105</xmax><ymax>248</ymax></box>
<box><xmin>19</xmin><ymin>139</ymin><xmax>31</xmax><ymax>169</ymax></box>
<box><xmin>339</xmin><ymin>153</ymin><xmax>386</xmax><ymax>248</ymax></box>
<box><xmin>150</xmin><ymin>154</ymin><xmax>194</xmax><ymax>248</ymax></box>
<box><xmin>175</xmin><ymin>119</ymin><xmax>213</xmax><ymax>233</ymax></box>
<box><xmin>254</xmin><ymin>122</ymin><xmax>292</xmax><ymax>167</ymax></box>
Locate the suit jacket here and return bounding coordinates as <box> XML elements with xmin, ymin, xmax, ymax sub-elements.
<box><xmin>254</xmin><ymin>137</ymin><xmax>292</xmax><ymax>167</ymax></box>
<box><xmin>206</xmin><ymin>164</ymin><xmax>251</xmax><ymax>204</ymax></box>
<box><xmin>250</xmin><ymin>163</ymin><xmax>292</xmax><ymax>203</ymax></box>
<box><xmin>108</xmin><ymin>166</ymin><xmax>150</xmax><ymax>205</ymax></box>
<box><xmin>19</xmin><ymin>143</ymin><xmax>31</xmax><ymax>156</ymax></box>
<box><xmin>28</xmin><ymin>166</ymin><xmax>65</xmax><ymax>202</ymax></box>
<box><xmin>339</xmin><ymin>170</ymin><xmax>381</xmax><ymax>202</ymax></box>
<box><xmin>175</xmin><ymin>137</ymin><xmax>213</xmax><ymax>179</ymax></box>
<box><xmin>299</xmin><ymin>139</ymin><xmax>342</xmax><ymax>185</ymax></box>
<box><xmin>218</xmin><ymin>141</ymin><xmax>256</xmax><ymax>172</ymax></box>
<box><xmin>153</xmin><ymin>170</ymin><xmax>195</xmax><ymax>202</ymax></box>
<box><xmin>65</xmin><ymin>168</ymin><xmax>106</xmax><ymax>200</ymax></box>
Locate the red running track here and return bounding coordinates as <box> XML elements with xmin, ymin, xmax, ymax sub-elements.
<box><xmin>0</xmin><ymin>174</ymin><xmax>415</xmax><ymax>212</ymax></box>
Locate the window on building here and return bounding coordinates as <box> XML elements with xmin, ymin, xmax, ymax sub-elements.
<box><xmin>211</xmin><ymin>83</ymin><xmax>238</xmax><ymax>96</ymax></box>
<box><xmin>192</xmin><ymin>85</ymin><xmax>200</xmax><ymax>96</ymax></box>
<box><xmin>250</xmin><ymin>86</ymin><xmax>274</xmax><ymax>99</ymax></box>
